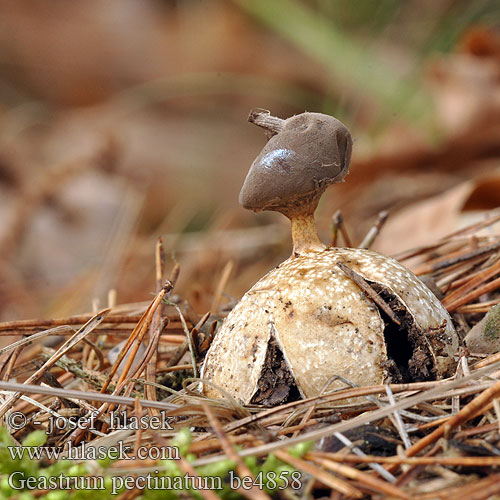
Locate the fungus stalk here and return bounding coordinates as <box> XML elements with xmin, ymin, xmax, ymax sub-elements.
<box><xmin>290</xmin><ymin>213</ymin><xmax>326</xmax><ymax>255</ymax></box>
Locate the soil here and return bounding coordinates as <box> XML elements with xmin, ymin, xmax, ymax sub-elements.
<box><xmin>369</xmin><ymin>282</ymin><xmax>437</xmax><ymax>383</ymax></box>
<box><xmin>251</xmin><ymin>334</ymin><xmax>301</xmax><ymax>407</ymax></box>
<box><xmin>319</xmin><ymin>424</ymin><xmax>399</xmax><ymax>456</ymax></box>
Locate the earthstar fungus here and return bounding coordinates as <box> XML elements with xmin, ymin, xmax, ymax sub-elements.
<box><xmin>202</xmin><ymin>109</ymin><xmax>459</xmax><ymax>406</ymax></box>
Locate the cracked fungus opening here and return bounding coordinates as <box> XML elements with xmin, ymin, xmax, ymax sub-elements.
<box><xmin>369</xmin><ymin>282</ymin><xmax>437</xmax><ymax>383</ymax></box>
<box><xmin>251</xmin><ymin>335</ymin><xmax>301</xmax><ymax>407</ymax></box>
<box><xmin>250</xmin><ymin>282</ymin><xmax>440</xmax><ymax>406</ymax></box>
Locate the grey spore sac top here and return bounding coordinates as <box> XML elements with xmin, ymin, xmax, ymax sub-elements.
<box><xmin>239</xmin><ymin>112</ymin><xmax>352</xmax><ymax>216</ymax></box>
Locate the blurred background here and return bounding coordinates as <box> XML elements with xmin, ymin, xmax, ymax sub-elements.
<box><xmin>1</xmin><ymin>0</ymin><xmax>500</xmax><ymax>321</ymax></box>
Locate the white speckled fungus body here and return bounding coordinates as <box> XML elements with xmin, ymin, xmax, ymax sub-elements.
<box><xmin>202</xmin><ymin>247</ymin><xmax>458</xmax><ymax>405</ymax></box>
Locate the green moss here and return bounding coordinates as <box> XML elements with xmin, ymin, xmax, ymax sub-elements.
<box><xmin>0</xmin><ymin>427</ymin><xmax>307</xmax><ymax>499</ymax></box>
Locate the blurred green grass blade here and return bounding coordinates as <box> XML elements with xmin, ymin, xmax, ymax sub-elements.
<box><xmin>419</xmin><ymin>0</ymin><xmax>500</xmax><ymax>56</ymax></box>
<box><xmin>231</xmin><ymin>0</ymin><xmax>432</xmax><ymax>123</ymax></box>
<box><xmin>105</xmin><ymin>72</ymin><xmax>325</xmax><ymax>115</ymax></box>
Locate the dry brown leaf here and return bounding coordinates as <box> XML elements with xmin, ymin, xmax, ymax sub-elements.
<box><xmin>374</xmin><ymin>171</ymin><xmax>500</xmax><ymax>255</ymax></box>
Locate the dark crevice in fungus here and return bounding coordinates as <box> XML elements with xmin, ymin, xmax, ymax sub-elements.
<box><xmin>251</xmin><ymin>334</ymin><xmax>301</xmax><ymax>407</ymax></box>
<box><xmin>368</xmin><ymin>282</ymin><xmax>437</xmax><ymax>383</ymax></box>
